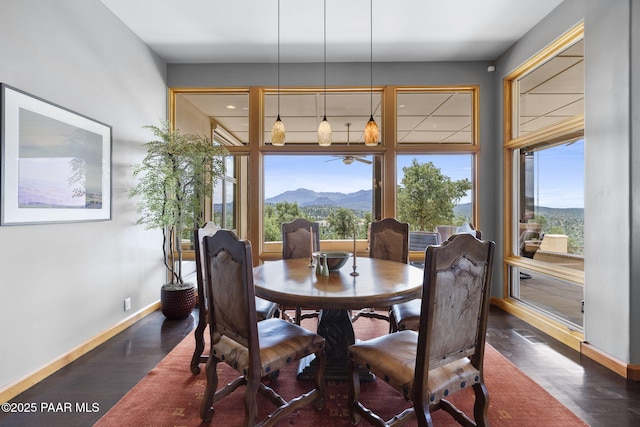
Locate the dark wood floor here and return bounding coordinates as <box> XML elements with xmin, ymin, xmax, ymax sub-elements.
<box><xmin>1</xmin><ymin>306</ymin><xmax>639</xmax><ymax>426</ymax></box>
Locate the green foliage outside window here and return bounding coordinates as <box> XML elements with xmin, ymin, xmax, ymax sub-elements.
<box><xmin>397</xmin><ymin>159</ymin><xmax>472</xmax><ymax>231</ymax></box>
<box><xmin>264</xmin><ymin>159</ymin><xmax>472</xmax><ymax>243</ymax></box>
<box><xmin>264</xmin><ymin>202</ymin><xmax>309</xmax><ymax>242</ymax></box>
<box><xmin>264</xmin><ymin>202</ymin><xmax>371</xmax><ymax>242</ymax></box>
<box><xmin>327</xmin><ymin>207</ymin><xmax>358</xmax><ymax>239</ymax></box>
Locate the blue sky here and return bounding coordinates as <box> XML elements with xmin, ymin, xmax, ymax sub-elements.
<box><xmin>532</xmin><ymin>139</ymin><xmax>584</xmax><ymax>209</ymax></box>
<box><xmin>265</xmin><ymin>155</ymin><xmax>373</xmax><ymax>198</ymax></box>
<box><xmin>264</xmin><ymin>154</ymin><xmax>473</xmax><ymax>202</ymax></box>
<box><xmin>264</xmin><ymin>141</ymin><xmax>584</xmax><ymax>208</ymax></box>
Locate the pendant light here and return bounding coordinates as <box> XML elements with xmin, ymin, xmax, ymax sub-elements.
<box><xmin>364</xmin><ymin>0</ymin><xmax>379</xmax><ymax>146</ymax></box>
<box><xmin>317</xmin><ymin>0</ymin><xmax>332</xmax><ymax>146</ymax></box>
<box><xmin>271</xmin><ymin>0</ymin><xmax>286</xmax><ymax>146</ymax></box>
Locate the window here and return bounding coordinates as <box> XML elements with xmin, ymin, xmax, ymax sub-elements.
<box><xmin>213</xmin><ymin>155</ymin><xmax>237</xmax><ymax>232</ymax></box>
<box><xmin>515</xmin><ymin>42</ymin><xmax>584</xmax><ymax>137</ymax></box>
<box><xmin>397</xmin><ymin>154</ymin><xmax>474</xmax><ymax>230</ymax></box>
<box><xmin>397</xmin><ymin>153</ymin><xmax>474</xmax><ymax>265</ymax></box>
<box><xmin>264</xmin><ymin>91</ymin><xmax>382</xmax><ymax>146</ymax></box>
<box><xmin>171</xmin><ymin>85</ymin><xmax>479</xmax><ymax>262</ymax></box>
<box><xmin>178</xmin><ymin>92</ymin><xmax>250</xmax><ymax>144</ymax></box>
<box><xmin>504</xmin><ymin>24</ymin><xmax>584</xmax><ymax>329</ymax></box>
<box><xmin>397</xmin><ymin>91</ymin><xmax>473</xmax><ymax>144</ymax></box>
<box><xmin>263</xmin><ymin>154</ymin><xmax>375</xmax><ymax>250</ymax></box>
<box><xmin>516</xmin><ymin>139</ymin><xmax>584</xmax><ymax>257</ymax></box>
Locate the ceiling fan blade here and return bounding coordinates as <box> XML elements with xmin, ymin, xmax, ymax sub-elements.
<box><xmin>324</xmin><ymin>157</ymin><xmax>341</xmax><ymax>162</ymax></box>
<box><xmin>355</xmin><ymin>157</ymin><xmax>373</xmax><ymax>164</ymax></box>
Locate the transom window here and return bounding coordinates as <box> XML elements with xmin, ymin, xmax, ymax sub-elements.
<box><xmin>171</xmin><ymin>85</ymin><xmax>479</xmax><ymax>262</ymax></box>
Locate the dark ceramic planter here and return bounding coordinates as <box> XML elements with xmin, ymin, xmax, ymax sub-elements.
<box><xmin>160</xmin><ymin>283</ymin><xmax>196</xmax><ymax>320</ymax></box>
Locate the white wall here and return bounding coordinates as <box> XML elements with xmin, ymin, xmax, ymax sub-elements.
<box><xmin>0</xmin><ymin>0</ymin><xmax>167</xmax><ymax>390</ymax></box>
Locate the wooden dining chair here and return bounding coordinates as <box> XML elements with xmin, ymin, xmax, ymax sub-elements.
<box><xmin>200</xmin><ymin>229</ymin><xmax>327</xmax><ymax>426</ymax></box>
<box><xmin>351</xmin><ymin>218</ymin><xmax>409</xmax><ymax>324</ymax></box>
<box><xmin>190</xmin><ymin>222</ymin><xmax>278</xmax><ymax>375</ymax></box>
<box><xmin>281</xmin><ymin>218</ymin><xmax>320</xmax><ymax>324</ymax></box>
<box><xmin>390</xmin><ymin>228</ymin><xmax>481</xmax><ymax>332</ymax></box>
<box><xmin>348</xmin><ymin>233</ymin><xmax>495</xmax><ymax>427</ymax></box>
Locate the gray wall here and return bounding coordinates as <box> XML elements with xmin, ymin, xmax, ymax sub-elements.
<box><xmin>497</xmin><ymin>0</ymin><xmax>640</xmax><ymax>364</ymax></box>
<box><xmin>0</xmin><ymin>0</ymin><xmax>167</xmax><ymax>390</ymax></box>
<box><xmin>584</xmin><ymin>0</ymin><xmax>632</xmax><ymax>364</ymax></box>
<box><xmin>630</xmin><ymin>0</ymin><xmax>640</xmax><ymax>365</ymax></box>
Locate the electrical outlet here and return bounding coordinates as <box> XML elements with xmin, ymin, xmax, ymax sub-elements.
<box><xmin>124</xmin><ymin>297</ymin><xmax>131</xmax><ymax>311</ymax></box>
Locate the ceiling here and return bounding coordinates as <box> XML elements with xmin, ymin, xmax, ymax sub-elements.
<box><xmin>101</xmin><ymin>0</ymin><xmax>581</xmax><ymax>146</ymax></box>
<box><xmin>101</xmin><ymin>0</ymin><xmax>564</xmax><ymax>64</ymax></box>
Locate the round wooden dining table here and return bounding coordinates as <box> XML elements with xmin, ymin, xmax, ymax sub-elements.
<box><xmin>253</xmin><ymin>257</ymin><xmax>424</xmax><ymax>381</ymax></box>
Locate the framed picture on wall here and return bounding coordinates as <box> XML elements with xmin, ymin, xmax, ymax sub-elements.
<box><xmin>0</xmin><ymin>83</ymin><xmax>112</xmax><ymax>225</ymax></box>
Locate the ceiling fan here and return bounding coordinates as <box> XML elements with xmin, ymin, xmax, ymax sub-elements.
<box><xmin>325</xmin><ymin>123</ymin><xmax>373</xmax><ymax>165</ymax></box>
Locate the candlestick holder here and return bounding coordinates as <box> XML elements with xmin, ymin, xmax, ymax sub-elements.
<box><xmin>351</xmin><ymin>226</ymin><xmax>359</xmax><ymax>276</ymax></box>
<box><xmin>350</xmin><ymin>264</ymin><xmax>359</xmax><ymax>277</ymax></box>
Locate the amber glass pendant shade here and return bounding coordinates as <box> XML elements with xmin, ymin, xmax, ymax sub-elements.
<box><xmin>364</xmin><ymin>115</ymin><xmax>379</xmax><ymax>146</ymax></box>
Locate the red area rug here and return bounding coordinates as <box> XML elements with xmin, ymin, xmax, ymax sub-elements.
<box><xmin>94</xmin><ymin>316</ymin><xmax>588</xmax><ymax>426</ymax></box>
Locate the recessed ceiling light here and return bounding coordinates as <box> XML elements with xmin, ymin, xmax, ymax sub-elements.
<box><xmin>398</xmin><ymin>104</ymin><xmax>405</xmax><ymax>108</ymax></box>
<box><xmin>226</xmin><ymin>105</ymin><xmax>236</xmax><ymax>110</ymax></box>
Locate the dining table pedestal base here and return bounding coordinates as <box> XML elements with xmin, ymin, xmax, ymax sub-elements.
<box><xmin>253</xmin><ymin>257</ymin><xmax>423</xmax><ymax>383</ymax></box>
<box><xmin>296</xmin><ymin>308</ymin><xmax>375</xmax><ymax>382</ymax></box>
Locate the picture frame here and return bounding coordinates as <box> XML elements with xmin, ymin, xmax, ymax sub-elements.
<box><xmin>1</xmin><ymin>83</ymin><xmax>112</xmax><ymax>225</ymax></box>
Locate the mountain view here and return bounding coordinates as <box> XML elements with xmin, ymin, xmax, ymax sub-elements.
<box><xmin>224</xmin><ymin>188</ymin><xmax>584</xmax><ymax>252</ymax></box>
<box><xmin>265</xmin><ymin>188</ymin><xmax>372</xmax><ymax>211</ymax></box>
<box><xmin>265</xmin><ymin>189</ymin><xmax>473</xmax><ymax>222</ymax></box>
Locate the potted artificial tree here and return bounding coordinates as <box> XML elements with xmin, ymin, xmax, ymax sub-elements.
<box><xmin>130</xmin><ymin>121</ymin><xmax>227</xmax><ymax>319</ymax></box>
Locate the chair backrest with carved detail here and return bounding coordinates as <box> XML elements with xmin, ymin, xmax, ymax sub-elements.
<box><xmin>203</xmin><ymin>230</ymin><xmax>259</xmax><ymax>354</ymax></box>
<box><xmin>282</xmin><ymin>218</ymin><xmax>320</xmax><ymax>259</ymax></box>
<box><xmin>194</xmin><ymin>222</ymin><xmax>221</xmax><ymax>312</ymax></box>
<box><xmin>369</xmin><ymin>218</ymin><xmax>409</xmax><ymax>264</ymax></box>
<box><xmin>415</xmin><ymin>233</ymin><xmax>495</xmax><ymax>396</ymax></box>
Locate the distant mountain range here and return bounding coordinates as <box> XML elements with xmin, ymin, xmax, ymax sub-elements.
<box><xmin>265</xmin><ymin>188</ymin><xmax>479</xmax><ymax>217</ymax></box>
<box><xmin>266</xmin><ymin>188</ymin><xmax>372</xmax><ymax>211</ymax></box>
<box><xmin>256</xmin><ymin>188</ymin><xmax>584</xmax><ymax>223</ymax></box>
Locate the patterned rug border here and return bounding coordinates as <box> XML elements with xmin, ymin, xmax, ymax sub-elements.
<box><xmin>95</xmin><ymin>318</ymin><xmax>589</xmax><ymax>427</ymax></box>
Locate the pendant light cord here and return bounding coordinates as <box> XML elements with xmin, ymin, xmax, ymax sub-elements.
<box><xmin>323</xmin><ymin>0</ymin><xmax>327</xmax><ymax>119</ymax></box>
<box><xmin>277</xmin><ymin>0</ymin><xmax>281</xmax><ymax>116</ymax></box>
<box><xmin>370</xmin><ymin>0</ymin><xmax>373</xmax><ymax>115</ymax></box>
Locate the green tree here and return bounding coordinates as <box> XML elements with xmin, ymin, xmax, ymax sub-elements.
<box><xmin>533</xmin><ymin>214</ymin><xmax>549</xmax><ymax>232</ymax></box>
<box><xmin>263</xmin><ymin>204</ymin><xmax>279</xmax><ymax>242</ymax></box>
<box><xmin>397</xmin><ymin>159</ymin><xmax>472</xmax><ymax>231</ymax></box>
<box><xmin>274</xmin><ymin>201</ymin><xmax>305</xmax><ymax>223</ymax></box>
<box><xmin>362</xmin><ymin>212</ymin><xmax>373</xmax><ymax>238</ymax></box>
<box><xmin>263</xmin><ymin>201</ymin><xmax>307</xmax><ymax>241</ymax></box>
<box><xmin>327</xmin><ymin>207</ymin><xmax>357</xmax><ymax>239</ymax></box>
